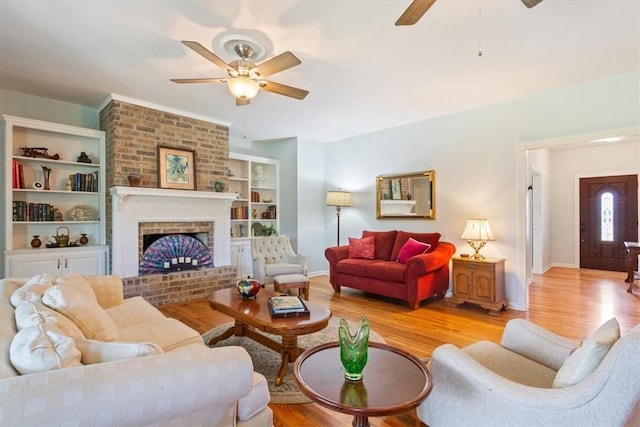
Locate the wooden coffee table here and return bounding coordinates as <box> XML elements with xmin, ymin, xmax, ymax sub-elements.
<box><xmin>207</xmin><ymin>287</ymin><xmax>331</xmax><ymax>386</ymax></box>
<box><xmin>293</xmin><ymin>342</ymin><xmax>432</xmax><ymax>427</ymax></box>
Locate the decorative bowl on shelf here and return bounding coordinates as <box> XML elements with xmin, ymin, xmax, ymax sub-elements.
<box><xmin>68</xmin><ymin>205</ymin><xmax>96</xmax><ymax>221</ymax></box>
<box><xmin>262</xmin><ymin>198</ymin><xmax>272</xmax><ymax>203</ymax></box>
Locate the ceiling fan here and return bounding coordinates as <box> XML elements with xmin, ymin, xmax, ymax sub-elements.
<box><xmin>395</xmin><ymin>0</ymin><xmax>544</xmax><ymax>26</ymax></box>
<box><xmin>171</xmin><ymin>41</ymin><xmax>309</xmax><ymax>106</ymax></box>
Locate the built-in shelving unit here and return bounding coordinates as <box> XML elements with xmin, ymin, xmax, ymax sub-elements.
<box><xmin>2</xmin><ymin>115</ymin><xmax>108</xmax><ymax>277</ymax></box>
<box><xmin>228</xmin><ymin>153</ymin><xmax>279</xmax><ymax>279</ymax></box>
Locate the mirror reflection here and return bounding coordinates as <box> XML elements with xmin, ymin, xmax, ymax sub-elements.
<box><xmin>376</xmin><ymin>171</ymin><xmax>435</xmax><ymax>219</ymax></box>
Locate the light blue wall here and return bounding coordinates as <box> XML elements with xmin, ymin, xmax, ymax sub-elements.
<box><xmin>0</xmin><ymin>89</ymin><xmax>99</xmax><ymax>129</ymax></box>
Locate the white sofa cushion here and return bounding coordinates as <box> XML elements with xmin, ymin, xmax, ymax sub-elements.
<box><xmin>75</xmin><ymin>338</ymin><xmax>163</xmax><ymax>364</ymax></box>
<box><xmin>237</xmin><ymin>372</ymin><xmax>271</xmax><ymax>421</ymax></box>
<box><xmin>117</xmin><ymin>318</ymin><xmax>204</xmax><ymax>352</ymax></box>
<box><xmin>9</xmin><ymin>323</ymin><xmax>82</xmax><ymax>374</ymax></box>
<box><xmin>553</xmin><ymin>317</ymin><xmax>620</xmax><ymax>388</ymax></box>
<box><xmin>43</xmin><ymin>284</ymin><xmax>118</xmax><ymax>341</ymax></box>
<box><xmin>14</xmin><ymin>300</ymin><xmax>84</xmax><ymax>338</ymax></box>
<box><xmin>9</xmin><ymin>273</ymin><xmax>55</xmax><ymax>307</ymax></box>
<box><xmin>54</xmin><ymin>272</ymin><xmax>97</xmax><ymax>300</ymax></box>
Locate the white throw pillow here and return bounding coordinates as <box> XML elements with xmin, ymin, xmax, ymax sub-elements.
<box><xmin>15</xmin><ymin>300</ymin><xmax>84</xmax><ymax>338</ymax></box>
<box><xmin>43</xmin><ymin>285</ymin><xmax>118</xmax><ymax>341</ymax></box>
<box><xmin>54</xmin><ymin>272</ymin><xmax>98</xmax><ymax>301</ymax></box>
<box><xmin>10</xmin><ymin>324</ymin><xmax>82</xmax><ymax>374</ymax></box>
<box><xmin>75</xmin><ymin>338</ymin><xmax>163</xmax><ymax>364</ymax></box>
<box><xmin>9</xmin><ymin>273</ymin><xmax>55</xmax><ymax>307</ymax></box>
<box><xmin>553</xmin><ymin>317</ymin><xmax>620</xmax><ymax>388</ymax></box>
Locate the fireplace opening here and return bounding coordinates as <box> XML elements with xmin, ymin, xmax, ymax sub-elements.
<box><xmin>139</xmin><ymin>233</ymin><xmax>213</xmax><ymax>275</ymax></box>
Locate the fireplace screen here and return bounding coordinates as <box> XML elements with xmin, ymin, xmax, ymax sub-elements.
<box><xmin>139</xmin><ymin>233</ymin><xmax>213</xmax><ymax>275</ymax></box>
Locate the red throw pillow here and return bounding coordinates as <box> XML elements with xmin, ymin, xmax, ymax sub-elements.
<box><xmin>396</xmin><ymin>238</ymin><xmax>431</xmax><ymax>264</ymax></box>
<box><xmin>348</xmin><ymin>236</ymin><xmax>376</xmax><ymax>260</ymax></box>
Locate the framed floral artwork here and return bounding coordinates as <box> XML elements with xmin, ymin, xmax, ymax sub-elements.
<box><xmin>157</xmin><ymin>146</ymin><xmax>196</xmax><ymax>190</ymax></box>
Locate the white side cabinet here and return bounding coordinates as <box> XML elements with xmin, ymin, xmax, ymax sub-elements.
<box><xmin>5</xmin><ymin>246</ymin><xmax>108</xmax><ymax>277</ymax></box>
<box><xmin>1</xmin><ymin>114</ymin><xmax>107</xmax><ymax>277</ymax></box>
<box><xmin>231</xmin><ymin>238</ymin><xmax>253</xmax><ymax>280</ymax></box>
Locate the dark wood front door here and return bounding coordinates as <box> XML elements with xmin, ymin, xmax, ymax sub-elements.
<box><xmin>579</xmin><ymin>175</ymin><xmax>638</xmax><ymax>271</ymax></box>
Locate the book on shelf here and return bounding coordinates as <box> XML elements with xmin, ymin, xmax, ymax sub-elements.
<box><xmin>268</xmin><ymin>295</ymin><xmax>310</xmax><ymax>318</ymax></box>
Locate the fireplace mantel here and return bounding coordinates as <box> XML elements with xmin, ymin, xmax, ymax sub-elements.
<box><xmin>110</xmin><ymin>186</ymin><xmax>235</xmax><ymax>278</ymax></box>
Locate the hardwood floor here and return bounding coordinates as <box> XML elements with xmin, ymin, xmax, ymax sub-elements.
<box><xmin>159</xmin><ymin>267</ymin><xmax>639</xmax><ymax>427</ymax></box>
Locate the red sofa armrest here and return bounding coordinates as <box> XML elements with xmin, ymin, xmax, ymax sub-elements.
<box><xmin>406</xmin><ymin>241</ymin><xmax>456</xmax><ymax>276</ymax></box>
<box><xmin>325</xmin><ymin>245</ymin><xmax>349</xmax><ymax>287</ymax></box>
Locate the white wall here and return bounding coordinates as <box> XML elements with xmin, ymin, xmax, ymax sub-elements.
<box><xmin>321</xmin><ymin>71</ymin><xmax>640</xmax><ymax>311</ymax></box>
<box><xmin>549</xmin><ymin>141</ymin><xmax>640</xmax><ymax>267</ymax></box>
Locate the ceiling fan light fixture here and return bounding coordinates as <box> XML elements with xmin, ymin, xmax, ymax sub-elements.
<box><xmin>227</xmin><ymin>76</ymin><xmax>259</xmax><ymax>99</ymax></box>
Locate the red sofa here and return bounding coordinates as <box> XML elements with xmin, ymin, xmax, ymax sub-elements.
<box><xmin>325</xmin><ymin>230</ymin><xmax>455</xmax><ymax>309</ymax></box>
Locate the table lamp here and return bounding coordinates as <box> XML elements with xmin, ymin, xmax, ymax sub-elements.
<box><xmin>461</xmin><ymin>219</ymin><xmax>495</xmax><ymax>259</ymax></box>
<box><xmin>326</xmin><ymin>190</ymin><xmax>351</xmax><ymax>245</ymax></box>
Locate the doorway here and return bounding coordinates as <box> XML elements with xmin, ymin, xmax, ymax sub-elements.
<box><xmin>579</xmin><ymin>174</ymin><xmax>638</xmax><ymax>271</ymax></box>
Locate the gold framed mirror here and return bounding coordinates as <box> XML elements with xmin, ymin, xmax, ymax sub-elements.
<box><xmin>376</xmin><ymin>171</ymin><xmax>435</xmax><ymax>219</ymax></box>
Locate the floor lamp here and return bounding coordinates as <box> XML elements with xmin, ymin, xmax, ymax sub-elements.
<box><xmin>326</xmin><ymin>190</ymin><xmax>351</xmax><ymax>246</ymax></box>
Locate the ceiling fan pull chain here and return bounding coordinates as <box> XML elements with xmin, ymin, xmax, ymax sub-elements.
<box><xmin>478</xmin><ymin>2</ymin><xmax>483</xmax><ymax>57</ymax></box>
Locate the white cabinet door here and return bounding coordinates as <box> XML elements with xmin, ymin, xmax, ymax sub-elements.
<box><xmin>231</xmin><ymin>239</ymin><xmax>253</xmax><ymax>279</ymax></box>
<box><xmin>64</xmin><ymin>247</ymin><xmax>107</xmax><ymax>275</ymax></box>
<box><xmin>5</xmin><ymin>246</ymin><xmax>108</xmax><ymax>277</ymax></box>
<box><xmin>5</xmin><ymin>252</ymin><xmax>60</xmax><ymax>277</ymax></box>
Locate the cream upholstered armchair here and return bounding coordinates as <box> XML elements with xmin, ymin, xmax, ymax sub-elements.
<box><xmin>251</xmin><ymin>236</ymin><xmax>307</xmax><ymax>286</ymax></box>
<box><xmin>418</xmin><ymin>318</ymin><xmax>640</xmax><ymax>427</ymax></box>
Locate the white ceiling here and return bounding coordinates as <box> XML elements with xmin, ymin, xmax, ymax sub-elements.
<box><xmin>0</xmin><ymin>1</ymin><xmax>638</xmax><ymax>143</ymax></box>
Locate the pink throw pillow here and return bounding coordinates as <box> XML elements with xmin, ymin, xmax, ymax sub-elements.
<box><xmin>348</xmin><ymin>236</ymin><xmax>376</xmax><ymax>259</ymax></box>
<box><xmin>396</xmin><ymin>238</ymin><xmax>431</xmax><ymax>263</ymax></box>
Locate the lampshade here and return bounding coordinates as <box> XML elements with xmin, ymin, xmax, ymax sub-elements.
<box><xmin>227</xmin><ymin>76</ymin><xmax>259</xmax><ymax>99</ymax></box>
<box><xmin>326</xmin><ymin>191</ymin><xmax>351</xmax><ymax>207</ymax></box>
<box><xmin>461</xmin><ymin>219</ymin><xmax>495</xmax><ymax>241</ymax></box>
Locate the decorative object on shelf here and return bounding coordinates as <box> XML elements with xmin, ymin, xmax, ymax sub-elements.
<box><xmin>252</xmin><ymin>164</ymin><xmax>264</xmax><ymax>187</ymax></box>
<box><xmin>157</xmin><ymin>146</ymin><xmax>196</xmax><ymax>190</ymax></box>
<box><xmin>326</xmin><ymin>190</ymin><xmax>351</xmax><ymax>245</ymax></box>
<box><xmin>76</xmin><ymin>152</ymin><xmax>92</xmax><ymax>163</ymax></box>
<box><xmin>214</xmin><ymin>180</ymin><xmax>225</xmax><ymax>192</ymax></box>
<box><xmin>78</xmin><ymin>233</ymin><xmax>89</xmax><ymax>245</ymax></box>
<box><xmin>238</xmin><ymin>224</ymin><xmax>246</xmax><ymax>237</ymax></box>
<box><xmin>68</xmin><ymin>205</ymin><xmax>95</xmax><ymax>221</ymax></box>
<box><xmin>127</xmin><ymin>173</ymin><xmax>141</xmax><ymax>187</ymax></box>
<box><xmin>20</xmin><ymin>147</ymin><xmax>60</xmax><ymax>160</ymax></box>
<box><xmin>338</xmin><ymin>317</ymin><xmax>370</xmax><ymax>381</ymax></box>
<box><xmin>252</xmin><ymin>209</ymin><xmax>258</xmax><ymax>219</ymax></box>
<box><xmin>236</xmin><ymin>276</ymin><xmax>261</xmax><ymax>300</ymax></box>
<box><xmin>41</xmin><ymin>166</ymin><xmax>52</xmax><ymax>190</ymax></box>
<box><xmin>262</xmin><ymin>198</ymin><xmax>272</xmax><ymax>203</ymax></box>
<box><xmin>65</xmin><ymin>179</ymin><xmax>72</xmax><ymax>191</ymax></box>
<box><xmin>53</xmin><ymin>208</ymin><xmax>63</xmax><ymax>222</ymax></box>
<box><xmin>461</xmin><ymin>218</ymin><xmax>495</xmax><ymax>259</ymax></box>
<box><xmin>30</xmin><ymin>235</ymin><xmax>42</xmax><ymax>248</ymax></box>
<box><xmin>51</xmin><ymin>226</ymin><xmax>70</xmax><ymax>247</ymax></box>
<box><xmin>391</xmin><ymin>178</ymin><xmax>401</xmax><ymax>200</ymax></box>
<box><xmin>32</xmin><ymin>181</ymin><xmax>43</xmax><ymax>190</ymax></box>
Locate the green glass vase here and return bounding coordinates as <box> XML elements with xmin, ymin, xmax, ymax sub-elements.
<box><xmin>338</xmin><ymin>317</ymin><xmax>370</xmax><ymax>381</ymax></box>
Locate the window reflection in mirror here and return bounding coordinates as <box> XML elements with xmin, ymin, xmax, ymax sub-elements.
<box><xmin>376</xmin><ymin>171</ymin><xmax>435</xmax><ymax>219</ymax></box>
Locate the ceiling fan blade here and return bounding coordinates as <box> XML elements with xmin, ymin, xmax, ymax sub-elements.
<box><xmin>252</xmin><ymin>52</ymin><xmax>301</xmax><ymax>78</ymax></box>
<box><xmin>170</xmin><ymin>78</ymin><xmax>226</xmax><ymax>84</ymax></box>
<box><xmin>395</xmin><ymin>0</ymin><xmax>437</xmax><ymax>26</ymax></box>
<box><xmin>236</xmin><ymin>98</ymin><xmax>251</xmax><ymax>107</ymax></box>
<box><xmin>259</xmin><ymin>81</ymin><xmax>309</xmax><ymax>100</ymax></box>
<box><xmin>521</xmin><ymin>0</ymin><xmax>543</xmax><ymax>8</ymax></box>
<box><xmin>181</xmin><ymin>41</ymin><xmax>232</xmax><ymax>72</ymax></box>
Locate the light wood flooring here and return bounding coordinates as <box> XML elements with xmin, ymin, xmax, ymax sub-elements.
<box><xmin>159</xmin><ymin>267</ymin><xmax>639</xmax><ymax>427</ymax></box>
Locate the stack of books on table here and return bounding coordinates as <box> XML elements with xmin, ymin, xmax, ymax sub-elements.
<box><xmin>268</xmin><ymin>295</ymin><xmax>310</xmax><ymax>318</ymax></box>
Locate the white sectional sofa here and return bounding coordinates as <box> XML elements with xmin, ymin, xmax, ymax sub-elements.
<box><xmin>0</xmin><ymin>273</ymin><xmax>273</xmax><ymax>427</ymax></box>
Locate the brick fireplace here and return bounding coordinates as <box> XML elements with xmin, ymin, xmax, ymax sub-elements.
<box><xmin>100</xmin><ymin>96</ymin><xmax>236</xmax><ymax>306</ymax></box>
